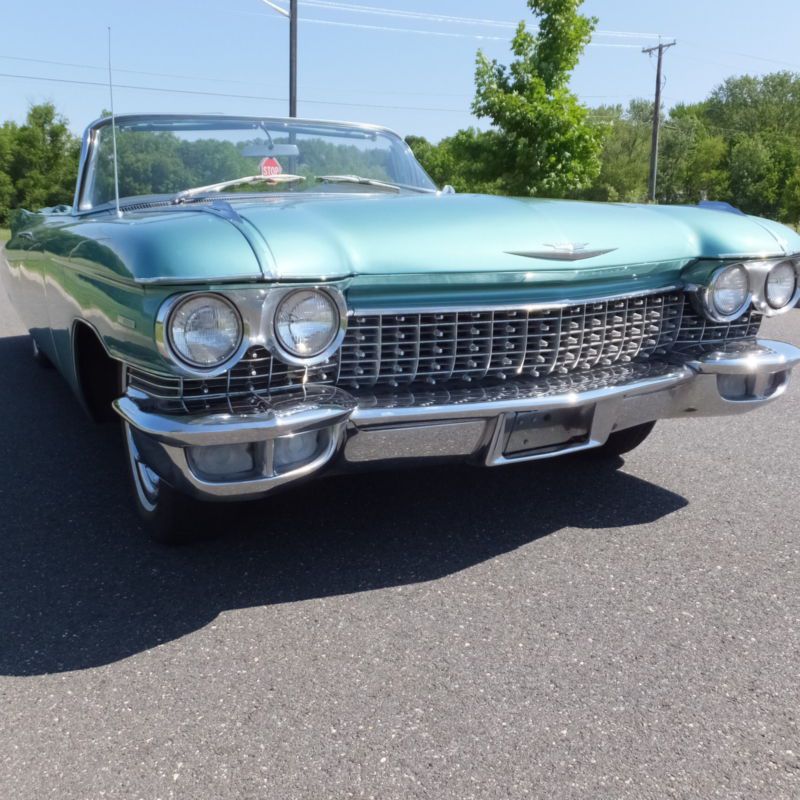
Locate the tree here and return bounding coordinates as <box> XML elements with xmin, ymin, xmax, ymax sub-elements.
<box><xmin>578</xmin><ymin>101</ymin><xmax>651</xmax><ymax>202</ymax></box>
<box><xmin>0</xmin><ymin>122</ymin><xmax>17</xmax><ymax>222</ymax></box>
<box><xmin>728</xmin><ymin>135</ymin><xmax>780</xmax><ymax>216</ymax></box>
<box><xmin>9</xmin><ymin>103</ymin><xmax>80</xmax><ymax>214</ymax></box>
<box><xmin>471</xmin><ymin>0</ymin><xmax>604</xmax><ymax>196</ymax></box>
<box><xmin>406</xmin><ymin>129</ymin><xmax>507</xmax><ymax>194</ymax></box>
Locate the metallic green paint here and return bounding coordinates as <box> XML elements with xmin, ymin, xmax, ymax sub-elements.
<box><xmin>231</xmin><ymin>194</ymin><xmax>800</xmax><ymax>282</ymax></box>
<box><xmin>3</xmin><ymin>187</ymin><xmax>800</xmax><ymax>396</ymax></box>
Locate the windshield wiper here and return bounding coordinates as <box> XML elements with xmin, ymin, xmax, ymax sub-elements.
<box><xmin>174</xmin><ymin>174</ymin><xmax>305</xmax><ymax>201</ymax></box>
<box><xmin>317</xmin><ymin>175</ymin><xmax>402</xmax><ymax>193</ymax></box>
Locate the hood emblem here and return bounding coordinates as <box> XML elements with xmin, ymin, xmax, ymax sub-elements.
<box><xmin>507</xmin><ymin>242</ymin><xmax>617</xmax><ymax>262</ymax></box>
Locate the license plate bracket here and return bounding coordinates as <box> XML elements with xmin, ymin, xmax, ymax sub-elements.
<box><xmin>504</xmin><ymin>405</ymin><xmax>595</xmax><ymax>456</ymax></box>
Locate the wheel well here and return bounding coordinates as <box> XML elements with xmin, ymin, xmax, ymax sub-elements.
<box><xmin>73</xmin><ymin>322</ymin><xmax>121</xmax><ymax>423</ymax></box>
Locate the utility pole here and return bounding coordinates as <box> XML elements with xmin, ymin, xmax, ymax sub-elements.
<box><xmin>262</xmin><ymin>0</ymin><xmax>298</xmax><ymax>117</ymax></box>
<box><xmin>643</xmin><ymin>40</ymin><xmax>676</xmax><ymax>203</ymax></box>
<box><xmin>289</xmin><ymin>0</ymin><xmax>298</xmax><ymax>117</ymax></box>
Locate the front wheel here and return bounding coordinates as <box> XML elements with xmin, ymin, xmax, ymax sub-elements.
<box><xmin>123</xmin><ymin>423</ymin><xmax>204</xmax><ymax>545</ymax></box>
<box><xmin>593</xmin><ymin>421</ymin><xmax>656</xmax><ymax>458</ymax></box>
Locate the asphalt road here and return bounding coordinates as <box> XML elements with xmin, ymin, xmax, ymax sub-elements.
<box><xmin>0</xmin><ymin>283</ymin><xmax>799</xmax><ymax>800</ymax></box>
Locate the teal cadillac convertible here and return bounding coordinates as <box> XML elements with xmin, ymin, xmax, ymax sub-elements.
<box><xmin>3</xmin><ymin>114</ymin><xmax>800</xmax><ymax>542</ymax></box>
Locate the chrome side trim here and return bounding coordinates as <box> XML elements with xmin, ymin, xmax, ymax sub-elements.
<box><xmin>136</xmin><ymin>274</ymin><xmax>265</xmax><ymax>286</ymax></box>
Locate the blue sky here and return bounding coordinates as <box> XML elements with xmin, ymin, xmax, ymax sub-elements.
<box><xmin>1</xmin><ymin>0</ymin><xmax>798</xmax><ymax>141</ymax></box>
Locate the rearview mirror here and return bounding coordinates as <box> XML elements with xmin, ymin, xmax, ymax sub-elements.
<box><xmin>241</xmin><ymin>144</ymin><xmax>300</xmax><ymax>157</ymax></box>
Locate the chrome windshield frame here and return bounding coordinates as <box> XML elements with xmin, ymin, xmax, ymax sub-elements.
<box><xmin>72</xmin><ymin>113</ymin><xmax>435</xmax><ymax>214</ymax></box>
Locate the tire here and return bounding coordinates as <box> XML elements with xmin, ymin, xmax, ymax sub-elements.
<box><xmin>593</xmin><ymin>421</ymin><xmax>656</xmax><ymax>458</ymax></box>
<box><xmin>31</xmin><ymin>336</ymin><xmax>54</xmax><ymax>368</ymax></box>
<box><xmin>122</xmin><ymin>422</ymin><xmax>206</xmax><ymax>545</ymax></box>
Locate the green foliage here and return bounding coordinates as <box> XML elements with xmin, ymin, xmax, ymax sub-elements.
<box><xmin>0</xmin><ymin>103</ymin><xmax>79</xmax><ymax>223</ymax></box>
<box><xmin>728</xmin><ymin>135</ymin><xmax>780</xmax><ymax>213</ymax></box>
<box><xmin>91</xmin><ymin>131</ymin><xmax>253</xmax><ymax>203</ymax></box>
<box><xmin>578</xmin><ymin>101</ymin><xmax>651</xmax><ymax>202</ymax></box>
<box><xmin>406</xmin><ymin>130</ymin><xmax>507</xmax><ymax>194</ymax></box>
<box><xmin>470</xmin><ymin>0</ymin><xmax>604</xmax><ymax>196</ymax></box>
<box><xmin>88</xmin><ymin>130</ymin><xmax>400</xmax><ymax>206</ymax></box>
<box><xmin>566</xmin><ymin>72</ymin><xmax>800</xmax><ymax>223</ymax></box>
<box><xmin>407</xmin><ymin>0</ymin><xmax>603</xmax><ymax>197</ymax></box>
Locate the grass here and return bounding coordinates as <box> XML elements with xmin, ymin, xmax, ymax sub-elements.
<box><xmin>0</xmin><ymin>228</ymin><xmax>9</xmax><ymax>243</ymax></box>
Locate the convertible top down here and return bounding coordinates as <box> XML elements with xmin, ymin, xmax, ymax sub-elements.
<box><xmin>3</xmin><ymin>114</ymin><xmax>799</xmax><ymax>542</ymax></box>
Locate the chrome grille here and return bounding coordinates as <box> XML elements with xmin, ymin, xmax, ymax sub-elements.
<box><xmin>126</xmin><ymin>291</ymin><xmax>763</xmax><ymax>412</ymax></box>
<box><xmin>338</xmin><ymin>292</ymin><xmax>686</xmax><ymax>388</ymax></box>
<box><xmin>675</xmin><ymin>304</ymin><xmax>762</xmax><ymax>348</ymax></box>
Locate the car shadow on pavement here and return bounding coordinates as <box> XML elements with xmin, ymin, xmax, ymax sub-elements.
<box><xmin>0</xmin><ymin>334</ymin><xmax>688</xmax><ymax>676</ymax></box>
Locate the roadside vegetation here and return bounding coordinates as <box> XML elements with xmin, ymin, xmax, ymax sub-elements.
<box><xmin>408</xmin><ymin>0</ymin><xmax>800</xmax><ymax>225</ymax></box>
<box><xmin>0</xmin><ymin>0</ymin><xmax>799</xmax><ymax>228</ymax></box>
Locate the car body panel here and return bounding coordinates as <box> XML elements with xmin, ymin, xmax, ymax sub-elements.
<box><xmin>232</xmin><ymin>193</ymin><xmax>800</xmax><ymax>283</ymax></box>
<box><xmin>2</xmin><ymin>113</ymin><xmax>800</xmax><ymax>394</ymax></box>
<box><xmin>4</xmin><ymin>191</ymin><xmax>800</xmax><ymax>384</ymax></box>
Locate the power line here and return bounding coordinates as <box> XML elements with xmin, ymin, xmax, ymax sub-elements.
<box><xmin>682</xmin><ymin>41</ymin><xmax>800</xmax><ymax>70</ymax></box>
<box><xmin>0</xmin><ymin>71</ymin><xmax>476</xmax><ymax>114</ymax></box>
<box><xmin>0</xmin><ymin>54</ymin><xmax>261</xmax><ymax>86</ymax></box>
<box><xmin>0</xmin><ymin>68</ymin><xmax>654</xmax><ymax>110</ymax></box>
<box><xmin>270</xmin><ymin>14</ymin><xmax>645</xmax><ymax>45</ymax></box>
<box><xmin>264</xmin><ymin>0</ymin><xmax>672</xmax><ymax>40</ymax></box>
<box><xmin>0</xmin><ymin>54</ymin><xmax>475</xmax><ymax>98</ymax></box>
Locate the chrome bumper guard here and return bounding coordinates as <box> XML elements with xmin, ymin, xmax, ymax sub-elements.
<box><xmin>113</xmin><ymin>339</ymin><xmax>800</xmax><ymax>500</ymax></box>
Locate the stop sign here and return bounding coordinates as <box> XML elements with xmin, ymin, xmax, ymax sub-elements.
<box><xmin>260</xmin><ymin>157</ymin><xmax>283</xmax><ymax>177</ymax></box>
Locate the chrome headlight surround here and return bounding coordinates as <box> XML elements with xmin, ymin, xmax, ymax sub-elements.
<box><xmin>696</xmin><ymin>264</ymin><xmax>752</xmax><ymax>323</ymax></box>
<box><xmin>156</xmin><ymin>292</ymin><xmax>249</xmax><ymax>377</ymax></box>
<box><xmin>751</xmin><ymin>257</ymin><xmax>800</xmax><ymax>316</ymax></box>
<box><xmin>266</xmin><ymin>286</ymin><xmax>347</xmax><ymax>367</ymax></box>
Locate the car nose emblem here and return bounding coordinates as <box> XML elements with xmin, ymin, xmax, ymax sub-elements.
<box><xmin>506</xmin><ymin>242</ymin><xmax>617</xmax><ymax>261</ymax></box>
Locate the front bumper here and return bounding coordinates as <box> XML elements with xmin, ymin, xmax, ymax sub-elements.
<box><xmin>114</xmin><ymin>338</ymin><xmax>800</xmax><ymax>501</ymax></box>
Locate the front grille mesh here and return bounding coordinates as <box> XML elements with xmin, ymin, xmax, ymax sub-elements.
<box><xmin>126</xmin><ymin>292</ymin><xmax>762</xmax><ymax>414</ymax></box>
<box><xmin>338</xmin><ymin>293</ymin><xmax>685</xmax><ymax>388</ymax></box>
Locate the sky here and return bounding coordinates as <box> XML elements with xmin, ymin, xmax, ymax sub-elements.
<box><xmin>1</xmin><ymin>0</ymin><xmax>799</xmax><ymax>142</ymax></box>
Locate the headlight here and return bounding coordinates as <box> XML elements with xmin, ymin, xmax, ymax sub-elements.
<box><xmin>707</xmin><ymin>264</ymin><xmax>750</xmax><ymax>320</ymax></box>
<box><xmin>765</xmin><ymin>261</ymin><xmax>797</xmax><ymax>309</ymax></box>
<box><xmin>274</xmin><ymin>289</ymin><xmax>340</xmax><ymax>359</ymax></box>
<box><xmin>168</xmin><ymin>294</ymin><xmax>242</xmax><ymax>368</ymax></box>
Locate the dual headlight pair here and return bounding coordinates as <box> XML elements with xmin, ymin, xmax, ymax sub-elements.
<box><xmin>699</xmin><ymin>259</ymin><xmax>799</xmax><ymax>322</ymax></box>
<box><xmin>162</xmin><ymin>288</ymin><xmax>343</xmax><ymax>371</ymax></box>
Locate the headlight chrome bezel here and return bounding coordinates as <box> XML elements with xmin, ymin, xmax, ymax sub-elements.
<box><xmin>155</xmin><ymin>286</ymin><xmax>348</xmax><ymax>377</ymax></box>
<box><xmin>267</xmin><ymin>287</ymin><xmax>348</xmax><ymax>367</ymax></box>
<box><xmin>699</xmin><ymin>263</ymin><xmax>752</xmax><ymax>323</ymax></box>
<box><xmin>758</xmin><ymin>258</ymin><xmax>800</xmax><ymax>314</ymax></box>
<box><xmin>692</xmin><ymin>256</ymin><xmax>800</xmax><ymax>322</ymax></box>
<box><xmin>156</xmin><ymin>292</ymin><xmax>249</xmax><ymax>377</ymax></box>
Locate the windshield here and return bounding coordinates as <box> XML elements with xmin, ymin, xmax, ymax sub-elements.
<box><xmin>79</xmin><ymin>115</ymin><xmax>436</xmax><ymax>210</ymax></box>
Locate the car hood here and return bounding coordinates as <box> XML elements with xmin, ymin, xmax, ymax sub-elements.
<box><xmin>233</xmin><ymin>193</ymin><xmax>800</xmax><ymax>288</ymax></box>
